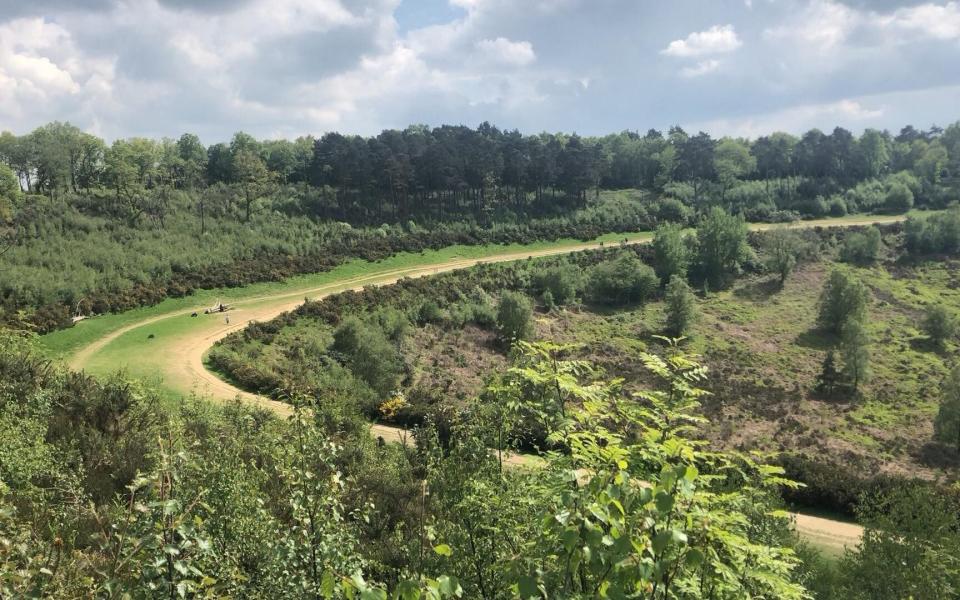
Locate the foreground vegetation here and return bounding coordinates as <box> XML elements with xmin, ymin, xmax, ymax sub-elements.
<box><xmin>5</xmin><ymin>329</ymin><xmax>960</xmax><ymax>598</ymax></box>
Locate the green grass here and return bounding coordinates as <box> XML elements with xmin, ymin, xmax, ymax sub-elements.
<box><xmin>40</xmin><ymin>210</ymin><xmax>924</xmax><ymax>362</ymax></box>
<box><xmin>540</xmin><ymin>251</ymin><xmax>959</xmax><ymax>474</ymax></box>
<box><xmin>40</xmin><ymin>230</ymin><xmax>656</xmax><ymax>360</ymax></box>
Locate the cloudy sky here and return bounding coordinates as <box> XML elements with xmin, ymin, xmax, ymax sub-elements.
<box><xmin>1</xmin><ymin>0</ymin><xmax>958</xmax><ymax>142</ymax></box>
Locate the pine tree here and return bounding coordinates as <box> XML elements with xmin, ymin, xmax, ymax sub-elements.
<box><xmin>935</xmin><ymin>366</ymin><xmax>960</xmax><ymax>452</ymax></box>
<box><xmin>840</xmin><ymin>318</ymin><xmax>871</xmax><ymax>392</ymax></box>
<box><xmin>816</xmin><ymin>350</ymin><xmax>841</xmax><ymax>397</ymax></box>
<box><xmin>664</xmin><ymin>275</ymin><xmax>698</xmax><ymax>337</ymax></box>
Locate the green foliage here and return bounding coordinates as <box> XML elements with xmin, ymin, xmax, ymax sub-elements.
<box><xmin>654</xmin><ymin>197</ymin><xmax>692</xmax><ymax>224</ymax></box>
<box><xmin>905</xmin><ymin>208</ymin><xmax>960</xmax><ymax>255</ymax></box>
<box><xmin>883</xmin><ymin>181</ymin><xmax>914</xmax><ymax>213</ymax></box>
<box><xmin>0</xmin><ymin>163</ymin><xmax>18</xmax><ymax>221</ymax></box>
<box><xmin>89</xmin><ymin>441</ymin><xmax>218</xmax><ymax>598</ymax></box>
<box><xmin>496</xmin><ymin>291</ymin><xmax>533</xmax><ymax>344</ymax></box>
<box><xmin>815</xmin><ymin>350</ymin><xmax>841</xmax><ymax>397</ymax></box>
<box><xmin>762</xmin><ymin>227</ymin><xmax>805</xmax><ymax>283</ymax></box>
<box><xmin>817</xmin><ymin>269</ymin><xmax>869</xmax><ymax>335</ymax></box>
<box><xmin>416</xmin><ymin>300</ymin><xmax>444</xmax><ymax>325</ymax></box>
<box><xmin>263</xmin><ymin>411</ymin><xmax>368</xmax><ymax>598</ymax></box>
<box><xmin>922</xmin><ymin>304</ymin><xmax>957</xmax><ymax>348</ymax></box>
<box><xmin>652</xmin><ymin>222</ymin><xmax>690</xmax><ymax>284</ymax></box>
<box><xmin>587</xmin><ymin>254</ymin><xmax>658</xmax><ymax>306</ymax></box>
<box><xmin>696</xmin><ymin>206</ymin><xmax>749</xmax><ymax>288</ymax></box>
<box><xmin>531</xmin><ymin>263</ymin><xmax>581</xmax><ymax>306</ymax></box>
<box><xmin>5</xmin><ymin>117</ymin><xmax>956</xmax><ymax>334</ymax></box>
<box><xmin>833</xmin><ymin>484</ymin><xmax>960</xmax><ymax>599</ymax></box>
<box><xmin>839</xmin><ymin>318</ymin><xmax>870</xmax><ymax>391</ymax></box>
<box><xmin>715</xmin><ymin>137</ymin><xmax>757</xmax><ymax>195</ymax></box>
<box><xmin>333</xmin><ymin>316</ymin><xmax>404</xmax><ymax>397</ymax></box>
<box><xmin>839</xmin><ymin>226</ymin><xmax>881</xmax><ymax>265</ymax></box>
<box><xmin>935</xmin><ymin>366</ymin><xmax>960</xmax><ymax>451</ymax></box>
<box><xmin>503</xmin><ymin>341</ymin><xmax>807</xmax><ymax>599</ymax></box>
<box><xmin>664</xmin><ymin>275</ymin><xmax>698</xmax><ymax>337</ymax></box>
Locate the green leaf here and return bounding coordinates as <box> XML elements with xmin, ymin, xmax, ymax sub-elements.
<box><xmin>685</xmin><ymin>548</ymin><xmax>704</xmax><ymax>568</ymax></box>
<box><xmin>652</xmin><ymin>531</ymin><xmax>672</xmax><ymax>555</ymax></box>
<box><xmin>433</xmin><ymin>543</ymin><xmax>452</xmax><ymax>557</ymax></box>
<box><xmin>518</xmin><ymin>575</ymin><xmax>539</xmax><ymax>599</ymax></box>
<box><xmin>655</xmin><ymin>491</ymin><xmax>675</xmax><ymax>513</ymax></box>
<box><xmin>436</xmin><ymin>575</ymin><xmax>462</xmax><ymax>597</ymax></box>
<box><xmin>320</xmin><ymin>570</ymin><xmax>335</xmax><ymax>598</ymax></box>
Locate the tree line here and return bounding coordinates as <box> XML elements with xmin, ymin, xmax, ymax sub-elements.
<box><xmin>2</xmin><ymin>119</ymin><xmax>958</xmax><ymax>226</ymax></box>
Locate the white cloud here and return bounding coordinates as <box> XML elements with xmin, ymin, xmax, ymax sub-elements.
<box><xmin>876</xmin><ymin>2</ymin><xmax>960</xmax><ymax>41</ymax></box>
<box><xmin>1</xmin><ymin>0</ymin><xmax>959</xmax><ymax>141</ymax></box>
<box><xmin>661</xmin><ymin>24</ymin><xmax>742</xmax><ymax>57</ymax></box>
<box><xmin>0</xmin><ymin>17</ymin><xmax>115</xmax><ymax>125</ymax></box>
<box><xmin>475</xmin><ymin>37</ymin><xmax>535</xmax><ymax>66</ymax></box>
<box><xmin>689</xmin><ymin>98</ymin><xmax>884</xmax><ymax>139</ymax></box>
<box><xmin>679</xmin><ymin>59</ymin><xmax>720</xmax><ymax>78</ymax></box>
<box><xmin>763</xmin><ymin>0</ymin><xmax>859</xmax><ymax>49</ymax></box>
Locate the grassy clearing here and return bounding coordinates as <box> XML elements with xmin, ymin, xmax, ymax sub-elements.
<box><xmin>39</xmin><ymin>210</ymin><xmax>917</xmax><ymax>362</ymax></box>
<box><xmin>553</xmin><ymin>256</ymin><xmax>960</xmax><ymax>476</ymax></box>
<box><xmin>40</xmin><ymin>230</ymin><xmax>657</xmax><ymax>360</ymax></box>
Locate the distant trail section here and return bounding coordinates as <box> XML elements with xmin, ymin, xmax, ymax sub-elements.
<box><xmin>63</xmin><ymin>213</ymin><xmax>901</xmax><ymax>550</ymax></box>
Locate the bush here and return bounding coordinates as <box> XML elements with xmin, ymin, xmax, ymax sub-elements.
<box><xmin>588</xmin><ymin>255</ymin><xmax>658</xmax><ymax>306</ymax></box>
<box><xmin>839</xmin><ymin>226</ymin><xmax>881</xmax><ymax>264</ymax></box>
<box><xmin>843</xmin><ymin>180</ymin><xmax>885</xmax><ymax>213</ymax></box>
<box><xmin>417</xmin><ymin>300</ymin><xmax>443</xmax><ymax>325</ymax></box>
<box><xmin>664</xmin><ymin>275</ymin><xmax>698</xmax><ymax>336</ymax></box>
<box><xmin>762</xmin><ymin>227</ymin><xmax>804</xmax><ymax>284</ymax></box>
<box><xmin>531</xmin><ymin>264</ymin><xmax>581</xmax><ymax>306</ymax></box>
<box><xmin>922</xmin><ymin>305</ymin><xmax>957</xmax><ymax>348</ymax></box>
<box><xmin>652</xmin><ymin>223</ymin><xmax>690</xmax><ymax>284</ymax></box>
<box><xmin>332</xmin><ymin>317</ymin><xmax>403</xmax><ymax>397</ymax></box>
<box><xmin>696</xmin><ymin>207</ymin><xmax>749</xmax><ymax>288</ymax></box>
<box><xmin>935</xmin><ymin>366</ymin><xmax>960</xmax><ymax>452</ymax></box>
<box><xmin>837</xmin><ymin>484</ymin><xmax>960</xmax><ymax>599</ymax></box>
<box><xmin>778</xmin><ymin>454</ymin><xmax>921</xmax><ymax>518</ymax></box>
<box><xmin>827</xmin><ymin>195</ymin><xmax>847</xmax><ymax>217</ymax></box>
<box><xmin>372</xmin><ymin>307</ymin><xmax>409</xmax><ymax>342</ymax></box>
<box><xmin>496</xmin><ymin>291</ymin><xmax>533</xmax><ymax>344</ymax></box>
<box><xmin>883</xmin><ymin>182</ymin><xmax>914</xmax><ymax>213</ymax></box>
<box><xmin>818</xmin><ymin>270</ymin><xmax>869</xmax><ymax>335</ymax></box>
<box><xmin>904</xmin><ymin>209</ymin><xmax>960</xmax><ymax>255</ymax></box>
<box><xmin>654</xmin><ymin>197</ymin><xmax>691</xmax><ymax>224</ymax></box>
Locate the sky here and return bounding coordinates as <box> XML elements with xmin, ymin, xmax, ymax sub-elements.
<box><xmin>0</xmin><ymin>0</ymin><xmax>958</xmax><ymax>142</ymax></box>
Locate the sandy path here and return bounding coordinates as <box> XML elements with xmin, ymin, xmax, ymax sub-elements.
<box><xmin>67</xmin><ymin>213</ymin><xmax>903</xmax><ymax>547</ymax></box>
<box><xmin>793</xmin><ymin>513</ymin><xmax>864</xmax><ymax>554</ymax></box>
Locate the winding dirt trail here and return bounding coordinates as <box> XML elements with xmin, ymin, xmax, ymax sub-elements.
<box><xmin>65</xmin><ymin>213</ymin><xmax>908</xmax><ymax>550</ymax></box>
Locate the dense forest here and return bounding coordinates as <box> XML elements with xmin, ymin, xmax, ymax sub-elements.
<box><xmin>2</xmin><ymin>121</ymin><xmax>959</xmax><ymax>333</ymax></box>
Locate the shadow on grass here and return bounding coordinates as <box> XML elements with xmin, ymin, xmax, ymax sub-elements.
<box><xmin>916</xmin><ymin>441</ymin><xmax>960</xmax><ymax>469</ymax></box>
<box><xmin>908</xmin><ymin>336</ymin><xmax>947</xmax><ymax>355</ymax></box>
<box><xmin>733</xmin><ymin>276</ymin><xmax>783</xmax><ymax>302</ymax></box>
<box><xmin>795</xmin><ymin>328</ymin><xmax>836</xmax><ymax>351</ymax></box>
